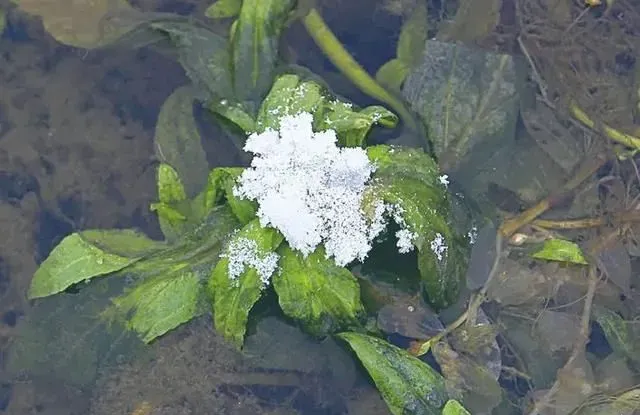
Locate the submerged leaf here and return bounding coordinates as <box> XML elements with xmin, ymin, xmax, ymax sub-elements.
<box><xmin>103</xmin><ymin>270</ymin><xmax>202</xmax><ymax>343</ymax></box>
<box><xmin>402</xmin><ymin>40</ymin><xmax>519</xmax><ymax>171</ymax></box>
<box><xmin>205</xmin><ymin>0</ymin><xmax>242</xmax><ymax>19</ymax></box>
<box><xmin>15</xmin><ymin>0</ymin><xmax>136</xmax><ymax>48</ymax></box>
<box><xmin>150</xmin><ymin>163</ymin><xmax>191</xmax><ymax>241</ymax></box>
<box><xmin>363</xmin><ymin>145</ymin><xmax>470</xmax><ymax>309</ymax></box>
<box><xmin>532</xmin><ymin>239</ymin><xmax>588</xmax><ymax>265</ymax></box>
<box><xmin>230</xmin><ymin>0</ymin><xmax>296</xmax><ymax>110</ymax></box>
<box><xmin>396</xmin><ymin>0</ymin><xmax>428</xmax><ymax>68</ymax></box>
<box><xmin>338</xmin><ymin>332</ymin><xmax>448</xmax><ymax>415</ymax></box>
<box><xmin>593</xmin><ymin>307</ymin><xmax>640</xmax><ymax>365</ymax></box>
<box><xmin>29</xmin><ymin>230</ymin><xmax>163</xmax><ymax>299</ymax></box>
<box><xmin>154</xmin><ymin>85</ymin><xmax>209</xmax><ymax>198</ymax></box>
<box><xmin>208</xmin><ymin>220</ymin><xmax>283</xmax><ymax>348</ymax></box>
<box><xmin>274</xmin><ymin>246</ymin><xmax>365</xmax><ymax>337</ymax></box>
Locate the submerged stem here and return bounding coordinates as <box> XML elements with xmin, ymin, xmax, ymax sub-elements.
<box><xmin>301</xmin><ymin>8</ymin><xmax>417</xmax><ymax>131</ymax></box>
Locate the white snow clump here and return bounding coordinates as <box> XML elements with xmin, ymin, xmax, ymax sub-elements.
<box><xmin>222</xmin><ymin>236</ymin><xmax>279</xmax><ymax>287</ymax></box>
<box><xmin>233</xmin><ymin>112</ymin><xmax>389</xmax><ymax>266</ymax></box>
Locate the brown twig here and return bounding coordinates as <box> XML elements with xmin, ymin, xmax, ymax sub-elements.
<box><xmin>499</xmin><ymin>154</ymin><xmax>607</xmax><ymax>237</ymax></box>
<box><xmin>532</xmin><ymin>210</ymin><xmax>640</xmax><ymax>230</ymax></box>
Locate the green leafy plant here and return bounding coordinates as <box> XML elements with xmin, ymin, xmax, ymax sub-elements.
<box><xmin>25</xmin><ymin>1</ymin><xmax>476</xmax><ymax>413</ymax></box>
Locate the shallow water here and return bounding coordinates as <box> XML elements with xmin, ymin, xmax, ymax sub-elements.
<box><xmin>1</xmin><ymin>0</ymin><xmax>639</xmax><ymax>414</ymax></box>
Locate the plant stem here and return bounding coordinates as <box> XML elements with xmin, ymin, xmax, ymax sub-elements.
<box><xmin>301</xmin><ymin>8</ymin><xmax>416</xmax><ymax>130</ymax></box>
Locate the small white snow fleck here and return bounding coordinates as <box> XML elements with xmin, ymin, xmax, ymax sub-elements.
<box><xmin>439</xmin><ymin>174</ymin><xmax>449</xmax><ymax>187</ymax></box>
<box><xmin>468</xmin><ymin>226</ymin><xmax>478</xmax><ymax>245</ymax></box>
<box><xmin>222</xmin><ymin>237</ymin><xmax>279</xmax><ymax>288</ymax></box>
<box><xmin>430</xmin><ymin>233</ymin><xmax>448</xmax><ymax>261</ymax></box>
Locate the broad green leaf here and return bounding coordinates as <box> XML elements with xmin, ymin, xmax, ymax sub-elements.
<box><xmin>256</xmin><ymin>74</ymin><xmax>326</xmax><ymax>132</ymax></box>
<box><xmin>338</xmin><ymin>332</ymin><xmax>448</xmax><ymax>415</ymax></box>
<box><xmin>593</xmin><ymin>307</ymin><xmax>640</xmax><ymax>365</ymax></box>
<box><xmin>363</xmin><ymin>145</ymin><xmax>469</xmax><ymax>310</ymax></box>
<box><xmin>375</xmin><ymin>59</ymin><xmax>409</xmax><ymax>92</ymax></box>
<box><xmin>208</xmin><ymin>220</ymin><xmax>284</xmax><ymax>348</ymax></box>
<box><xmin>274</xmin><ymin>246</ymin><xmax>365</xmax><ymax>337</ymax></box>
<box><xmin>14</xmin><ymin>0</ymin><xmax>137</xmax><ymax>48</ymax></box>
<box><xmin>150</xmin><ymin>21</ymin><xmax>234</xmax><ymax>103</ymax></box>
<box><xmin>230</xmin><ymin>0</ymin><xmax>296</xmax><ymax>111</ymax></box>
<box><xmin>200</xmin><ymin>167</ymin><xmax>257</xmax><ymax>224</ymax></box>
<box><xmin>442</xmin><ymin>400</ymin><xmax>471</xmax><ymax>415</ymax></box>
<box><xmin>396</xmin><ymin>1</ymin><xmax>428</xmax><ymax>68</ymax></box>
<box><xmin>402</xmin><ymin>41</ymin><xmax>519</xmax><ymax>171</ymax></box>
<box><xmin>29</xmin><ymin>230</ymin><xmax>163</xmax><ymax>299</ymax></box>
<box><xmin>154</xmin><ymin>86</ymin><xmax>209</xmax><ymax>198</ymax></box>
<box><xmin>531</xmin><ymin>239</ymin><xmax>588</xmax><ymax>265</ymax></box>
<box><xmin>206</xmin><ymin>0</ymin><xmax>242</xmax><ymax>19</ymax></box>
<box><xmin>319</xmin><ymin>102</ymin><xmax>398</xmax><ymax>147</ymax></box>
<box><xmin>103</xmin><ymin>270</ymin><xmax>202</xmax><ymax>343</ymax></box>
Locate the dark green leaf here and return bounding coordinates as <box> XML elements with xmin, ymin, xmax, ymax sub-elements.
<box><xmin>442</xmin><ymin>399</ymin><xmax>471</xmax><ymax>415</ymax></box>
<box><xmin>205</xmin><ymin>0</ymin><xmax>242</xmax><ymax>19</ymax></box>
<box><xmin>274</xmin><ymin>246</ymin><xmax>365</xmax><ymax>337</ymax></box>
<box><xmin>29</xmin><ymin>230</ymin><xmax>164</xmax><ymax>299</ymax></box>
<box><xmin>230</xmin><ymin>0</ymin><xmax>296</xmax><ymax>110</ymax></box>
<box><xmin>363</xmin><ymin>146</ymin><xmax>469</xmax><ymax>310</ymax></box>
<box><xmin>338</xmin><ymin>332</ymin><xmax>448</xmax><ymax>415</ymax></box>
<box><xmin>103</xmin><ymin>270</ymin><xmax>203</xmax><ymax>343</ymax></box>
<box><xmin>402</xmin><ymin>41</ymin><xmax>519</xmax><ymax>171</ymax></box>
<box><xmin>150</xmin><ymin>21</ymin><xmax>234</xmax><ymax>103</ymax></box>
<box><xmin>208</xmin><ymin>219</ymin><xmax>284</xmax><ymax>348</ymax></box>
<box><xmin>154</xmin><ymin>85</ymin><xmax>209</xmax><ymax>197</ymax></box>
<box><xmin>593</xmin><ymin>307</ymin><xmax>640</xmax><ymax>365</ymax></box>
<box><xmin>531</xmin><ymin>239</ymin><xmax>588</xmax><ymax>265</ymax></box>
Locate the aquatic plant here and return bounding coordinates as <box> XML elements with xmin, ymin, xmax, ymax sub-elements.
<box><xmin>23</xmin><ymin>0</ymin><xmax>476</xmax><ymax>413</ymax></box>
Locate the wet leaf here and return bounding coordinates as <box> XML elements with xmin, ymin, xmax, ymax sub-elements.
<box><xmin>363</xmin><ymin>145</ymin><xmax>470</xmax><ymax>310</ymax></box>
<box><xmin>28</xmin><ymin>230</ymin><xmax>164</xmax><ymax>299</ymax></box>
<box><xmin>593</xmin><ymin>307</ymin><xmax>640</xmax><ymax>365</ymax></box>
<box><xmin>396</xmin><ymin>0</ymin><xmax>428</xmax><ymax>68</ymax></box>
<box><xmin>438</xmin><ymin>0</ymin><xmax>500</xmax><ymax>42</ymax></box>
<box><xmin>449</xmin><ymin>308</ymin><xmax>501</xmax><ymax>380</ymax></box>
<box><xmin>256</xmin><ymin>74</ymin><xmax>326</xmax><ymax>132</ymax></box>
<box><xmin>338</xmin><ymin>332</ymin><xmax>448</xmax><ymax>415</ymax></box>
<box><xmin>377</xmin><ymin>298</ymin><xmax>444</xmax><ymax>340</ymax></box>
<box><xmin>596</xmin><ymin>239</ymin><xmax>631</xmax><ymax>294</ymax></box>
<box><xmin>208</xmin><ymin>220</ymin><xmax>283</xmax><ymax>348</ymax></box>
<box><xmin>14</xmin><ymin>0</ymin><xmax>136</xmax><ymax>48</ymax></box>
<box><xmin>150</xmin><ymin>163</ymin><xmax>191</xmax><ymax>242</ymax></box>
<box><xmin>154</xmin><ymin>86</ymin><xmax>209</xmax><ymax>198</ymax></box>
<box><xmin>201</xmin><ymin>167</ymin><xmax>257</xmax><ymax>224</ymax></box>
<box><xmin>0</xmin><ymin>8</ymin><xmax>6</xmax><ymax>35</ymax></box>
<box><xmin>274</xmin><ymin>246</ymin><xmax>365</xmax><ymax>337</ymax></box>
<box><xmin>442</xmin><ymin>399</ymin><xmax>471</xmax><ymax>415</ymax></box>
<box><xmin>535</xmin><ymin>310</ymin><xmax>581</xmax><ymax>352</ymax></box>
<box><xmin>402</xmin><ymin>41</ymin><xmax>519</xmax><ymax>171</ymax></box>
<box><xmin>205</xmin><ymin>0</ymin><xmax>242</xmax><ymax>19</ymax></box>
<box><xmin>532</xmin><ymin>239</ymin><xmax>588</xmax><ymax>265</ymax></box>
<box><xmin>102</xmin><ymin>270</ymin><xmax>202</xmax><ymax>343</ymax></box>
<box><xmin>432</xmin><ymin>341</ymin><xmax>502</xmax><ymax>414</ymax></box>
<box><xmin>318</xmin><ymin>102</ymin><xmax>398</xmax><ymax>147</ymax></box>
<box><xmin>486</xmin><ymin>257</ymin><xmax>550</xmax><ymax>305</ymax></box>
<box><xmin>150</xmin><ymin>21</ymin><xmax>234</xmax><ymax>105</ymax></box>
<box><xmin>230</xmin><ymin>0</ymin><xmax>296</xmax><ymax>111</ymax></box>
<box><xmin>575</xmin><ymin>387</ymin><xmax>640</xmax><ymax>415</ymax></box>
